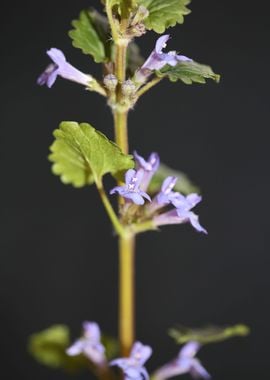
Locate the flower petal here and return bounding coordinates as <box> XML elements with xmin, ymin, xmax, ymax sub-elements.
<box><xmin>155</xmin><ymin>35</ymin><xmax>170</xmax><ymax>54</ymax></box>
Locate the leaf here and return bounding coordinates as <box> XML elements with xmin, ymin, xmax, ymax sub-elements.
<box><xmin>127</xmin><ymin>42</ymin><xmax>144</xmax><ymax>75</ymax></box>
<box><xmin>101</xmin><ymin>335</ymin><xmax>119</xmax><ymax>359</ymax></box>
<box><xmin>28</xmin><ymin>325</ymin><xmax>89</xmax><ymax>372</ymax></box>
<box><xmin>157</xmin><ymin>61</ymin><xmax>220</xmax><ymax>84</ymax></box>
<box><xmin>148</xmin><ymin>163</ymin><xmax>199</xmax><ymax>195</ymax></box>
<box><xmin>49</xmin><ymin>121</ymin><xmax>134</xmax><ymax>187</ymax></box>
<box><xmin>138</xmin><ymin>0</ymin><xmax>191</xmax><ymax>33</ymax></box>
<box><xmin>169</xmin><ymin>324</ymin><xmax>250</xmax><ymax>345</ymax></box>
<box><xmin>69</xmin><ymin>10</ymin><xmax>110</xmax><ymax>63</ymax></box>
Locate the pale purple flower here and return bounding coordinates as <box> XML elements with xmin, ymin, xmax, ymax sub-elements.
<box><xmin>135</xmin><ymin>35</ymin><xmax>192</xmax><ymax>83</ymax></box>
<box><xmin>111</xmin><ymin>341</ymin><xmax>152</xmax><ymax>380</ymax></box>
<box><xmin>66</xmin><ymin>321</ymin><xmax>105</xmax><ymax>365</ymax></box>
<box><xmin>156</xmin><ymin>176</ymin><xmax>178</xmax><ymax>206</ymax></box>
<box><xmin>153</xmin><ymin>177</ymin><xmax>207</xmax><ymax>234</ymax></box>
<box><xmin>154</xmin><ymin>342</ymin><xmax>210</xmax><ymax>380</ymax></box>
<box><xmin>134</xmin><ymin>151</ymin><xmax>160</xmax><ymax>191</ymax></box>
<box><xmin>37</xmin><ymin>48</ymin><xmax>92</xmax><ymax>88</ymax></box>
<box><xmin>110</xmin><ymin>169</ymin><xmax>151</xmax><ymax>205</ymax></box>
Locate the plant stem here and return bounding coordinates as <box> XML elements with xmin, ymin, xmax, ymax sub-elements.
<box><xmin>113</xmin><ymin>33</ymin><xmax>135</xmax><ymax>355</ymax></box>
<box><xmin>97</xmin><ymin>182</ymin><xmax>124</xmax><ymax>237</ymax></box>
<box><xmin>113</xmin><ymin>111</ymin><xmax>129</xmax><ymax>155</ymax></box>
<box><xmin>119</xmin><ymin>233</ymin><xmax>135</xmax><ymax>356</ymax></box>
<box><xmin>136</xmin><ymin>76</ymin><xmax>163</xmax><ymax>99</ymax></box>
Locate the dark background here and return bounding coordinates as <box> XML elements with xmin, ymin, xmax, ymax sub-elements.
<box><xmin>1</xmin><ymin>0</ymin><xmax>269</xmax><ymax>379</ymax></box>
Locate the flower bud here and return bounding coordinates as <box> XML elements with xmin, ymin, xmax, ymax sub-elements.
<box><xmin>103</xmin><ymin>74</ymin><xmax>118</xmax><ymax>91</ymax></box>
<box><xmin>122</xmin><ymin>79</ymin><xmax>136</xmax><ymax>97</ymax></box>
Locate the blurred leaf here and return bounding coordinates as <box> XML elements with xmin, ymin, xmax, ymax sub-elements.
<box><xmin>127</xmin><ymin>42</ymin><xmax>144</xmax><ymax>75</ymax></box>
<box><xmin>49</xmin><ymin>121</ymin><xmax>134</xmax><ymax>187</ymax></box>
<box><xmin>101</xmin><ymin>335</ymin><xmax>119</xmax><ymax>359</ymax></box>
<box><xmin>148</xmin><ymin>163</ymin><xmax>199</xmax><ymax>195</ymax></box>
<box><xmin>28</xmin><ymin>325</ymin><xmax>89</xmax><ymax>372</ymax></box>
<box><xmin>157</xmin><ymin>61</ymin><xmax>220</xmax><ymax>84</ymax></box>
<box><xmin>69</xmin><ymin>10</ymin><xmax>110</xmax><ymax>63</ymax></box>
<box><xmin>169</xmin><ymin>324</ymin><xmax>250</xmax><ymax>345</ymax></box>
<box><xmin>138</xmin><ymin>0</ymin><xmax>191</xmax><ymax>33</ymax></box>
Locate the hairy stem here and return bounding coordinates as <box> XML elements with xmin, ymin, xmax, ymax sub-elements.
<box><xmin>136</xmin><ymin>77</ymin><xmax>163</xmax><ymax>99</ymax></box>
<box><xmin>114</xmin><ymin>34</ymin><xmax>135</xmax><ymax>355</ymax></box>
<box><xmin>119</xmin><ymin>233</ymin><xmax>135</xmax><ymax>356</ymax></box>
<box><xmin>97</xmin><ymin>182</ymin><xmax>124</xmax><ymax>237</ymax></box>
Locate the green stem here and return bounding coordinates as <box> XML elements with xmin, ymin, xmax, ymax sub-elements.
<box><xmin>97</xmin><ymin>182</ymin><xmax>124</xmax><ymax>237</ymax></box>
<box><xmin>114</xmin><ymin>37</ymin><xmax>135</xmax><ymax>355</ymax></box>
<box><xmin>136</xmin><ymin>76</ymin><xmax>163</xmax><ymax>99</ymax></box>
<box><xmin>119</xmin><ymin>233</ymin><xmax>135</xmax><ymax>356</ymax></box>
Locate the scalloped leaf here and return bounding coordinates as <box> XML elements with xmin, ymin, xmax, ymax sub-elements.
<box><xmin>49</xmin><ymin>121</ymin><xmax>134</xmax><ymax>187</ymax></box>
<box><xmin>148</xmin><ymin>163</ymin><xmax>199</xmax><ymax>195</ymax></box>
<box><xmin>28</xmin><ymin>325</ymin><xmax>89</xmax><ymax>372</ymax></box>
<box><xmin>169</xmin><ymin>324</ymin><xmax>250</xmax><ymax>345</ymax></box>
<box><xmin>69</xmin><ymin>10</ymin><xmax>110</xmax><ymax>63</ymax></box>
<box><xmin>157</xmin><ymin>61</ymin><xmax>220</xmax><ymax>84</ymax></box>
<box><xmin>138</xmin><ymin>0</ymin><xmax>191</xmax><ymax>33</ymax></box>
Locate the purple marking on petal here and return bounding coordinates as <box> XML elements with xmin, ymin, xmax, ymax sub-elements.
<box><xmin>110</xmin><ymin>169</ymin><xmax>151</xmax><ymax>205</ymax></box>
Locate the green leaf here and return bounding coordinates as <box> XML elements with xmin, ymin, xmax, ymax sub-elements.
<box><xmin>69</xmin><ymin>10</ymin><xmax>110</xmax><ymax>63</ymax></box>
<box><xmin>148</xmin><ymin>163</ymin><xmax>199</xmax><ymax>195</ymax></box>
<box><xmin>49</xmin><ymin>121</ymin><xmax>134</xmax><ymax>187</ymax></box>
<box><xmin>169</xmin><ymin>324</ymin><xmax>250</xmax><ymax>345</ymax></box>
<box><xmin>28</xmin><ymin>325</ymin><xmax>89</xmax><ymax>372</ymax></box>
<box><xmin>138</xmin><ymin>0</ymin><xmax>191</xmax><ymax>33</ymax></box>
<box><xmin>157</xmin><ymin>61</ymin><xmax>220</xmax><ymax>84</ymax></box>
<box><xmin>101</xmin><ymin>335</ymin><xmax>119</xmax><ymax>359</ymax></box>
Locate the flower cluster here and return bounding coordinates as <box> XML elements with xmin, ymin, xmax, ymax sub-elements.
<box><xmin>66</xmin><ymin>322</ymin><xmax>210</xmax><ymax>380</ymax></box>
<box><xmin>110</xmin><ymin>152</ymin><xmax>207</xmax><ymax>234</ymax></box>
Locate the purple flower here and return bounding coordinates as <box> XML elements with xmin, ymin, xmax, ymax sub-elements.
<box><xmin>66</xmin><ymin>321</ymin><xmax>105</xmax><ymax>365</ymax></box>
<box><xmin>156</xmin><ymin>176</ymin><xmax>178</xmax><ymax>206</ymax></box>
<box><xmin>152</xmin><ymin>177</ymin><xmax>207</xmax><ymax>234</ymax></box>
<box><xmin>134</xmin><ymin>151</ymin><xmax>160</xmax><ymax>191</ymax></box>
<box><xmin>154</xmin><ymin>342</ymin><xmax>210</xmax><ymax>380</ymax></box>
<box><xmin>135</xmin><ymin>35</ymin><xmax>192</xmax><ymax>83</ymax></box>
<box><xmin>37</xmin><ymin>48</ymin><xmax>92</xmax><ymax>88</ymax></box>
<box><xmin>110</xmin><ymin>169</ymin><xmax>151</xmax><ymax>205</ymax></box>
<box><xmin>111</xmin><ymin>341</ymin><xmax>152</xmax><ymax>380</ymax></box>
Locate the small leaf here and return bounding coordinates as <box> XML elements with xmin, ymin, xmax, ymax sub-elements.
<box><xmin>148</xmin><ymin>163</ymin><xmax>199</xmax><ymax>195</ymax></box>
<box><xmin>28</xmin><ymin>325</ymin><xmax>89</xmax><ymax>372</ymax></box>
<box><xmin>49</xmin><ymin>121</ymin><xmax>134</xmax><ymax>187</ymax></box>
<box><xmin>138</xmin><ymin>0</ymin><xmax>191</xmax><ymax>33</ymax></box>
<box><xmin>169</xmin><ymin>324</ymin><xmax>250</xmax><ymax>345</ymax></box>
<box><xmin>157</xmin><ymin>61</ymin><xmax>220</xmax><ymax>84</ymax></box>
<box><xmin>127</xmin><ymin>42</ymin><xmax>144</xmax><ymax>75</ymax></box>
<box><xmin>101</xmin><ymin>335</ymin><xmax>119</xmax><ymax>359</ymax></box>
<box><xmin>69</xmin><ymin>10</ymin><xmax>110</xmax><ymax>63</ymax></box>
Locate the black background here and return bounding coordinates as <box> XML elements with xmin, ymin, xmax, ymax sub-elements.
<box><xmin>1</xmin><ymin>1</ymin><xmax>269</xmax><ymax>379</ymax></box>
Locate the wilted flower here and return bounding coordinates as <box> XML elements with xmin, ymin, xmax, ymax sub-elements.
<box><xmin>37</xmin><ymin>48</ymin><xmax>92</xmax><ymax>88</ymax></box>
<box><xmin>134</xmin><ymin>151</ymin><xmax>160</xmax><ymax>191</ymax></box>
<box><xmin>154</xmin><ymin>342</ymin><xmax>210</xmax><ymax>380</ymax></box>
<box><xmin>135</xmin><ymin>35</ymin><xmax>192</xmax><ymax>83</ymax></box>
<box><xmin>111</xmin><ymin>341</ymin><xmax>152</xmax><ymax>380</ymax></box>
<box><xmin>66</xmin><ymin>321</ymin><xmax>105</xmax><ymax>365</ymax></box>
<box><xmin>110</xmin><ymin>169</ymin><xmax>151</xmax><ymax>205</ymax></box>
